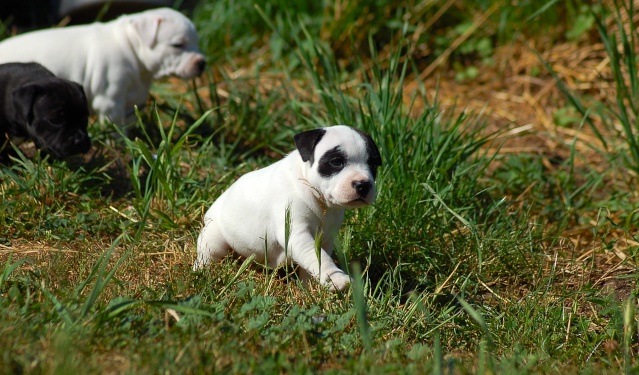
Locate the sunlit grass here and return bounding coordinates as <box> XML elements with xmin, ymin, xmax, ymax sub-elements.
<box><xmin>0</xmin><ymin>1</ymin><xmax>638</xmax><ymax>373</ymax></box>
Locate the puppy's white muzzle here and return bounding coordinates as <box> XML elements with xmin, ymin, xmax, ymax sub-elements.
<box><xmin>179</xmin><ymin>54</ymin><xmax>206</xmax><ymax>78</ymax></box>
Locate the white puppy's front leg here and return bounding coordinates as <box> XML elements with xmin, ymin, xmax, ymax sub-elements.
<box><xmin>289</xmin><ymin>232</ymin><xmax>350</xmax><ymax>291</ymax></box>
<box><xmin>93</xmin><ymin>94</ymin><xmax>127</xmax><ymax>125</ymax></box>
<box><xmin>93</xmin><ymin>74</ymin><xmax>147</xmax><ymax>125</ymax></box>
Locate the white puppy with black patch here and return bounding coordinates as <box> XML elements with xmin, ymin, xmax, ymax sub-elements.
<box><xmin>0</xmin><ymin>7</ymin><xmax>206</xmax><ymax>124</ymax></box>
<box><xmin>194</xmin><ymin>125</ymin><xmax>382</xmax><ymax>291</ymax></box>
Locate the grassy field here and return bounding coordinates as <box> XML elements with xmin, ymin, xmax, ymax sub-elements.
<box><xmin>2</xmin><ymin>0</ymin><xmax>639</xmax><ymax>373</ymax></box>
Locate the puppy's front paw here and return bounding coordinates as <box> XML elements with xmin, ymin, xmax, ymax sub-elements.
<box><xmin>192</xmin><ymin>259</ymin><xmax>203</xmax><ymax>272</ymax></box>
<box><xmin>192</xmin><ymin>253</ymin><xmax>210</xmax><ymax>272</ymax></box>
<box><xmin>325</xmin><ymin>272</ymin><xmax>351</xmax><ymax>291</ymax></box>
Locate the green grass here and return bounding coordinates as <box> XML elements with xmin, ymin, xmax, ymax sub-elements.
<box><xmin>1</xmin><ymin>0</ymin><xmax>638</xmax><ymax>373</ymax></box>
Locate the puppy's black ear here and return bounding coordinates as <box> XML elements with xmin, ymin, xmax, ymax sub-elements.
<box><xmin>354</xmin><ymin>128</ymin><xmax>382</xmax><ymax>178</ymax></box>
<box><xmin>12</xmin><ymin>83</ymin><xmax>39</xmax><ymax>124</ymax></box>
<box><xmin>294</xmin><ymin>128</ymin><xmax>326</xmax><ymax>163</ymax></box>
<box><xmin>71</xmin><ymin>81</ymin><xmax>89</xmax><ymax>109</ymax></box>
<box><xmin>360</xmin><ymin>131</ymin><xmax>382</xmax><ymax>167</ymax></box>
<box><xmin>70</xmin><ymin>81</ymin><xmax>84</xmax><ymax>96</ymax></box>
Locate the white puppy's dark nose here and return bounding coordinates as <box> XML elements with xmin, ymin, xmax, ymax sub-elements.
<box><xmin>352</xmin><ymin>180</ymin><xmax>372</xmax><ymax>197</ymax></box>
<box><xmin>196</xmin><ymin>58</ymin><xmax>206</xmax><ymax>75</ymax></box>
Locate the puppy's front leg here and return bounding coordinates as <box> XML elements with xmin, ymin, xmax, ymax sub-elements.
<box><xmin>93</xmin><ymin>95</ymin><xmax>126</xmax><ymax>125</ymax></box>
<box><xmin>289</xmin><ymin>232</ymin><xmax>350</xmax><ymax>291</ymax></box>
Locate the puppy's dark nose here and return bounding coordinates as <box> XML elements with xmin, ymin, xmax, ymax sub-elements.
<box><xmin>196</xmin><ymin>59</ymin><xmax>206</xmax><ymax>75</ymax></box>
<box><xmin>76</xmin><ymin>135</ymin><xmax>92</xmax><ymax>154</ymax></box>
<box><xmin>352</xmin><ymin>180</ymin><xmax>371</xmax><ymax>197</ymax></box>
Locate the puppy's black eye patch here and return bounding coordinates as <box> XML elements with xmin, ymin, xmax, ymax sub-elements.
<box><xmin>318</xmin><ymin>147</ymin><xmax>347</xmax><ymax>177</ymax></box>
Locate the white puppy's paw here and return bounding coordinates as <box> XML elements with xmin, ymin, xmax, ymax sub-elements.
<box><xmin>192</xmin><ymin>254</ymin><xmax>210</xmax><ymax>272</ymax></box>
<box><xmin>192</xmin><ymin>260</ymin><xmax>203</xmax><ymax>272</ymax></box>
<box><xmin>325</xmin><ymin>271</ymin><xmax>352</xmax><ymax>291</ymax></box>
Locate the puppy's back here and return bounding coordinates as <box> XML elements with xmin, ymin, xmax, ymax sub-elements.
<box><xmin>0</xmin><ymin>62</ymin><xmax>55</xmax><ymax>83</ymax></box>
<box><xmin>0</xmin><ymin>22</ymin><xmax>107</xmax><ymax>81</ymax></box>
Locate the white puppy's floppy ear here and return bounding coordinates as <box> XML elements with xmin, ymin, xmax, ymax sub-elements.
<box><xmin>131</xmin><ymin>15</ymin><xmax>164</xmax><ymax>48</ymax></box>
<box><xmin>294</xmin><ymin>128</ymin><xmax>326</xmax><ymax>164</ymax></box>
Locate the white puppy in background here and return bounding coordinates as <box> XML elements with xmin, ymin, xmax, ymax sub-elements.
<box><xmin>0</xmin><ymin>7</ymin><xmax>206</xmax><ymax>124</ymax></box>
<box><xmin>194</xmin><ymin>125</ymin><xmax>382</xmax><ymax>291</ymax></box>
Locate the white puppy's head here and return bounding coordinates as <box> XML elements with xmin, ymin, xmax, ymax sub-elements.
<box><xmin>126</xmin><ymin>8</ymin><xmax>206</xmax><ymax>79</ymax></box>
<box><xmin>294</xmin><ymin>125</ymin><xmax>382</xmax><ymax>208</ymax></box>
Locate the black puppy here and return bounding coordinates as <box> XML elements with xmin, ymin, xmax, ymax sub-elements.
<box><xmin>0</xmin><ymin>62</ymin><xmax>90</xmax><ymax>160</ymax></box>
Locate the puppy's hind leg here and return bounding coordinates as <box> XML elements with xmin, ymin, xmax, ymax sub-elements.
<box><xmin>193</xmin><ymin>219</ymin><xmax>231</xmax><ymax>271</ymax></box>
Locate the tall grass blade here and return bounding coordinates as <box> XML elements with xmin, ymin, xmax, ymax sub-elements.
<box><xmin>456</xmin><ymin>296</ymin><xmax>492</xmax><ymax>347</ymax></box>
<box><xmin>101</xmin><ymin>299</ymin><xmax>216</xmax><ymax>322</ymax></box>
<box><xmin>533</xmin><ymin>48</ymin><xmax>606</xmax><ymax>149</ymax></box>
<box><xmin>594</xmin><ymin>1</ymin><xmax>639</xmax><ymax>172</ymax></box>
<box><xmin>526</xmin><ymin>0</ymin><xmax>560</xmax><ymax>22</ymax></box>
<box><xmin>478</xmin><ymin>339</ymin><xmax>492</xmax><ymax>374</ymax></box>
<box><xmin>39</xmin><ymin>283</ymin><xmax>76</xmax><ymax>326</ymax></box>
<box><xmin>145</xmin><ymin>301</ymin><xmax>216</xmax><ymax>317</ymax></box>
<box><xmin>79</xmin><ymin>236</ymin><xmax>130</xmax><ymax>320</ymax></box>
<box><xmin>623</xmin><ymin>296</ymin><xmax>634</xmax><ymax>375</ymax></box>
<box><xmin>217</xmin><ymin>254</ymin><xmax>256</xmax><ymax>296</ymax></box>
<box><xmin>0</xmin><ymin>255</ymin><xmax>29</xmax><ymax>291</ymax></box>
<box><xmin>314</xmin><ymin>229</ymin><xmax>322</xmax><ymax>276</ymax></box>
<box><xmin>284</xmin><ymin>204</ymin><xmax>292</xmax><ymax>274</ymax></box>
<box><xmin>119</xmin><ymin>109</ymin><xmax>213</xmax><ymax>236</ymax></box>
<box><xmin>351</xmin><ymin>262</ymin><xmax>372</xmax><ymax>352</ymax></box>
<box><xmin>335</xmin><ymin>226</ymin><xmax>352</xmax><ymax>274</ymax></box>
<box><xmin>101</xmin><ymin>299</ymin><xmax>145</xmax><ymax>321</ymax></box>
<box><xmin>433</xmin><ymin>330</ymin><xmax>443</xmax><ymax>375</ymax></box>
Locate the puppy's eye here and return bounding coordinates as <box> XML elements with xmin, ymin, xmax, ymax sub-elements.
<box><xmin>171</xmin><ymin>42</ymin><xmax>186</xmax><ymax>49</ymax></box>
<box><xmin>329</xmin><ymin>157</ymin><xmax>345</xmax><ymax>168</ymax></box>
<box><xmin>49</xmin><ymin>117</ymin><xmax>64</xmax><ymax>127</ymax></box>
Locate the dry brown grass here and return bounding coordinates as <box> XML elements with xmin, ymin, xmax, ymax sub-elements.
<box><xmin>399</xmin><ymin>9</ymin><xmax>638</xmax><ymax>294</ymax></box>
<box><xmin>3</xmin><ymin>0</ymin><xmax>638</xmax><ymax>319</ymax></box>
